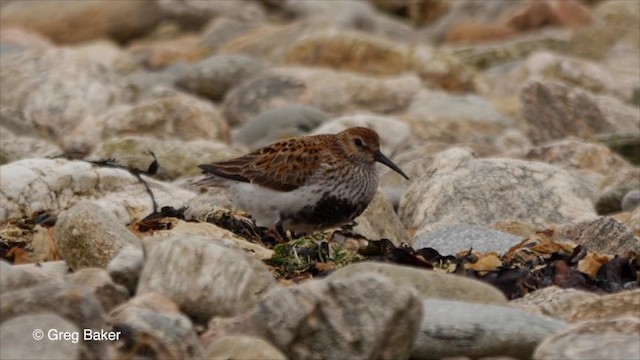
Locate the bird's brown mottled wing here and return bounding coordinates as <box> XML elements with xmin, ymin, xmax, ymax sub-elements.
<box><xmin>198</xmin><ymin>137</ymin><xmax>330</xmax><ymax>192</ymax></box>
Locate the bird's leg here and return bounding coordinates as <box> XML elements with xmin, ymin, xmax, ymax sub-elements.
<box><xmin>289</xmin><ymin>230</ymin><xmax>307</xmax><ymax>239</ymax></box>
<box><xmin>272</xmin><ymin>220</ymin><xmax>312</xmax><ymax>241</ymax></box>
<box><xmin>344</xmin><ymin>220</ymin><xmax>358</xmax><ymax>229</ymax></box>
<box><xmin>261</xmin><ymin>226</ymin><xmax>286</xmax><ymax>246</ymax></box>
<box><xmin>275</xmin><ymin>220</ymin><xmax>287</xmax><ymax>240</ymax></box>
<box><xmin>336</xmin><ymin>220</ymin><xmax>358</xmax><ymax>235</ymax></box>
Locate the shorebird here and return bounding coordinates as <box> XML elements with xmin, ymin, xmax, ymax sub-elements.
<box><xmin>197</xmin><ymin>127</ymin><xmax>408</xmax><ymax>234</ymax></box>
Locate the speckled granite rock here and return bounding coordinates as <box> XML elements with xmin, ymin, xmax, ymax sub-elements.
<box><xmin>0</xmin><ymin>158</ymin><xmax>197</xmax><ymax>223</ymax></box>
<box><xmin>70</xmin><ymin>92</ymin><xmax>230</xmax><ymax>153</ymax></box>
<box><xmin>137</xmin><ymin>235</ymin><xmax>276</xmax><ymax>323</ymax></box>
<box><xmin>223</xmin><ymin>68</ymin><xmax>420</xmax><ymax>125</ymax></box>
<box><xmin>521</xmin><ymin>80</ymin><xmax>640</xmax><ymax>145</ymax></box>
<box><xmin>504</xmin><ymin>138</ymin><xmax>634</xmax><ymax>193</ymax></box>
<box><xmin>510</xmin><ymin>286</ymin><xmax>599</xmax><ymax>322</ymax></box>
<box><xmin>555</xmin><ymin>216</ymin><xmax>640</xmax><ymax>253</ymax></box>
<box><xmin>0</xmin><ymin>49</ymin><xmax>134</xmax><ymax>149</ymax></box>
<box><xmin>567</xmin><ymin>289</ymin><xmax>640</xmax><ymax>323</ymax></box>
<box><xmin>205</xmin><ymin>335</ymin><xmax>286</xmax><ymax>360</ymax></box>
<box><xmin>110</xmin><ymin>293</ymin><xmax>204</xmax><ymax>359</ymax></box>
<box><xmin>210</xmin><ymin>273</ymin><xmax>423</xmax><ymax>360</ymax></box>
<box><xmin>55</xmin><ymin>201</ymin><xmax>142</xmax><ymax>270</ymax></box>
<box><xmin>0</xmin><ymin>126</ymin><xmax>61</xmax><ymax>165</ymax></box>
<box><xmin>91</xmin><ymin>135</ymin><xmax>240</xmax><ymax>180</ymax></box>
<box><xmin>533</xmin><ymin>316</ymin><xmax>640</xmax><ymax>360</ymax></box>
<box><xmin>399</xmin><ymin>148</ymin><xmax>597</xmax><ymax>236</ymax></box>
<box><xmin>405</xmin><ymin>90</ymin><xmax>525</xmax><ymax>150</ymax></box>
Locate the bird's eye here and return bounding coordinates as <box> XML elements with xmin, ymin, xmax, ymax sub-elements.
<box><xmin>354</xmin><ymin>138</ymin><xmax>364</xmax><ymax>147</ymax></box>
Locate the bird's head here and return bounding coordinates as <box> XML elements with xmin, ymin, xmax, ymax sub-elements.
<box><xmin>337</xmin><ymin>127</ymin><xmax>409</xmax><ymax>180</ymax></box>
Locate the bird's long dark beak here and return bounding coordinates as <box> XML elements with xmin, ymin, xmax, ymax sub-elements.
<box><xmin>375</xmin><ymin>151</ymin><xmax>409</xmax><ymax>180</ymax></box>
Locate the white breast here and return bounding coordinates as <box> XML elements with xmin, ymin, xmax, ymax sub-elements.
<box><xmin>226</xmin><ymin>182</ymin><xmax>326</xmax><ymax>228</ymax></box>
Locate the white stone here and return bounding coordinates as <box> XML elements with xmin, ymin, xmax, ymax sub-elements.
<box><xmin>0</xmin><ymin>158</ymin><xmax>197</xmax><ymax>223</ymax></box>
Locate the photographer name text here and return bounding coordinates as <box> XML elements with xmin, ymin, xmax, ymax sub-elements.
<box><xmin>32</xmin><ymin>328</ymin><xmax>121</xmax><ymax>344</ymax></box>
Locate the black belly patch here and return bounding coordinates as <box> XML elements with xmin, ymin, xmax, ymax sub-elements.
<box><xmin>292</xmin><ymin>194</ymin><xmax>366</xmax><ymax>228</ymax></box>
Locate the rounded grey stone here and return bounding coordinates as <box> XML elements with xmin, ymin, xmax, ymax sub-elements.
<box><xmin>205</xmin><ymin>335</ymin><xmax>286</xmax><ymax>360</ymax></box>
<box><xmin>175</xmin><ymin>54</ymin><xmax>267</xmax><ymax>101</ymax></box>
<box><xmin>0</xmin><ymin>260</ymin><xmax>68</xmax><ymax>294</ymax></box>
<box><xmin>232</xmin><ymin>104</ymin><xmax>329</xmax><ymax>148</ymax></box>
<box><xmin>0</xmin><ymin>313</ymin><xmax>81</xmax><ymax>360</ymax></box>
<box><xmin>106</xmin><ymin>245</ymin><xmax>144</xmax><ymax>294</ymax></box>
<box><xmin>621</xmin><ymin>190</ymin><xmax>640</xmax><ymax>212</ymax></box>
<box><xmin>412</xmin><ymin>299</ymin><xmax>568</xmax><ymax>359</ymax></box>
<box><xmin>110</xmin><ymin>304</ymin><xmax>203</xmax><ymax>358</ymax></box>
<box><xmin>413</xmin><ymin>224</ymin><xmax>523</xmax><ymax>255</ymax></box>
<box><xmin>328</xmin><ymin>262</ymin><xmax>507</xmax><ymax>305</ymax></box>
<box><xmin>399</xmin><ymin>148</ymin><xmax>597</xmax><ymax>234</ymax></box>
<box><xmin>0</xmin><ymin>283</ymin><xmax>111</xmax><ymax>358</ymax></box>
<box><xmin>223</xmin><ymin>74</ymin><xmax>307</xmax><ymax>126</ymax></box>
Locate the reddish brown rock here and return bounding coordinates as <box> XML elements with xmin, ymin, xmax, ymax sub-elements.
<box><xmin>127</xmin><ymin>34</ymin><xmax>211</xmax><ymax>69</ymax></box>
<box><xmin>0</xmin><ymin>0</ymin><xmax>161</xmax><ymax>44</ymax></box>
<box><xmin>505</xmin><ymin>0</ymin><xmax>593</xmax><ymax>31</ymax></box>
<box><xmin>445</xmin><ymin>22</ymin><xmax>516</xmax><ymax>44</ymax></box>
<box><xmin>0</xmin><ymin>27</ymin><xmax>53</xmax><ymax>50</ymax></box>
